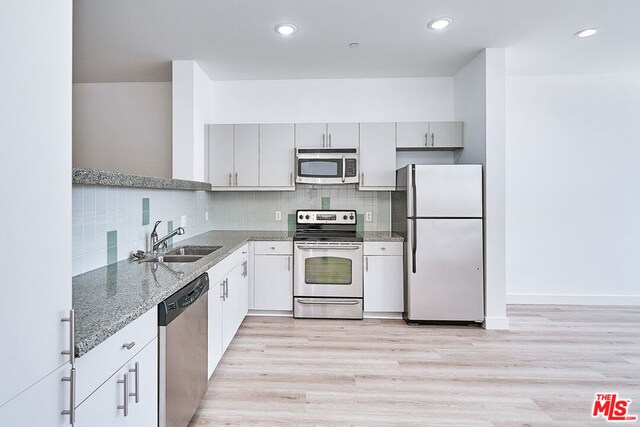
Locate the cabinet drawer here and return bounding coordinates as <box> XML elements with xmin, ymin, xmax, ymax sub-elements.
<box><xmin>74</xmin><ymin>307</ymin><xmax>157</xmax><ymax>405</ymax></box>
<box><xmin>254</xmin><ymin>241</ymin><xmax>292</xmax><ymax>255</ymax></box>
<box><xmin>364</xmin><ymin>242</ymin><xmax>403</xmax><ymax>256</ymax></box>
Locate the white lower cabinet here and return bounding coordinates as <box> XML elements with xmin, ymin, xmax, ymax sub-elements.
<box><xmin>0</xmin><ymin>362</ymin><xmax>72</xmax><ymax>427</ymax></box>
<box><xmin>364</xmin><ymin>242</ymin><xmax>404</xmax><ymax>313</ymax></box>
<box><xmin>253</xmin><ymin>241</ymin><xmax>293</xmax><ymax>311</ymax></box>
<box><xmin>207</xmin><ymin>246</ymin><xmax>249</xmax><ymax>378</ymax></box>
<box><xmin>75</xmin><ymin>337</ymin><xmax>158</xmax><ymax>427</ymax></box>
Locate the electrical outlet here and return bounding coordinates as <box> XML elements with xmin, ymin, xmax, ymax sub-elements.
<box><xmin>366</xmin><ymin>212</ymin><xmax>372</xmax><ymax>222</ymax></box>
<box><xmin>180</xmin><ymin>215</ymin><xmax>187</xmax><ymax>227</ymax></box>
<box><xmin>275</xmin><ymin>211</ymin><xmax>282</xmax><ymax>221</ymax></box>
<box><xmin>205</xmin><ymin>211</ymin><xmax>209</xmax><ymax>221</ymax></box>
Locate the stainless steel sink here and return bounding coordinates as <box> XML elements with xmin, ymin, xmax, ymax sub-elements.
<box><xmin>165</xmin><ymin>245</ymin><xmax>222</xmax><ymax>257</ymax></box>
<box><xmin>161</xmin><ymin>255</ymin><xmax>204</xmax><ymax>263</ymax></box>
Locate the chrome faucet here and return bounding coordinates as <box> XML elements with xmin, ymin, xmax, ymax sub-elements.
<box><xmin>150</xmin><ymin>221</ymin><xmax>185</xmax><ymax>254</ymax></box>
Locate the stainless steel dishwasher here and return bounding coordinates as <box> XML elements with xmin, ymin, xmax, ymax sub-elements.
<box><xmin>158</xmin><ymin>272</ymin><xmax>209</xmax><ymax>427</ymax></box>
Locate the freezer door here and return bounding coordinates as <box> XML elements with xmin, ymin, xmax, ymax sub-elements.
<box><xmin>406</xmin><ymin>218</ymin><xmax>484</xmax><ymax>322</ymax></box>
<box><xmin>413</xmin><ymin>165</ymin><xmax>482</xmax><ymax>218</ymax></box>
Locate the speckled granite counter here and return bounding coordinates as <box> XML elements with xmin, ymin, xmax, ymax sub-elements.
<box><xmin>72</xmin><ymin>229</ymin><xmax>402</xmax><ymax>357</ymax></box>
<box><xmin>361</xmin><ymin>231</ymin><xmax>404</xmax><ymax>242</ymax></box>
<box><xmin>72</xmin><ymin>230</ymin><xmax>292</xmax><ymax>357</ymax></box>
<box><xmin>73</xmin><ymin>167</ymin><xmax>211</xmax><ymax>191</ymax></box>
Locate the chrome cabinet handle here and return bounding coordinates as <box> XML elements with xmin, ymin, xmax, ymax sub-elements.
<box><xmin>365</xmin><ymin>256</ymin><xmax>368</xmax><ymax>272</ymax></box>
<box><xmin>431</xmin><ymin>133</ymin><xmax>435</xmax><ymax>147</ymax></box>
<box><xmin>241</xmin><ymin>260</ymin><xmax>248</xmax><ymax>277</ymax></box>
<box><xmin>341</xmin><ymin>155</ymin><xmax>346</xmax><ymax>183</ymax></box>
<box><xmin>270</xmin><ymin>246</ymin><xmax>275</xmax><ymax>250</ymax></box>
<box><xmin>287</xmin><ymin>256</ymin><xmax>291</xmax><ymax>271</ymax></box>
<box><xmin>220</xmin><ymin>281</ymin><xmax>225</xmax><ymax>301</ymax></box>
<box><xmin>122</xmin><ymin>341</ymin><xmax>135</xmax><ymax>350</ymax></box>
<box><xmin>328</xmin><ymin>133</ymin><xmax>332</xmax><ymax>147</ymax></box>
<box><xmin>117</xmin><ymin>373</ymin><xmax>129</xmax><ymax>416</ymax></box>
<box><xmin>234</xmin><ymin>172</ymin><xmax>238</xmax><ymax>186</ymax></box>
<box><xmin>322</xmin><ymin>134</ymin><xmax>326</xmax><ymax>147</ymax></box>
<box><xmin>424</xmin><ymin>132</ymin><xmax>429</xmax><ymax>147</ymax></box>
<box><xmin>360</xmin><ymin>172</ymin><xmax>364</xmax><ymax>185</ymax></box>
<box><xmin>61</xmin><ymin>309</ymin><xmax>75</xmax><ymax>365</ymax></box>
<box><xmin>61</xmin><ymin>368</ymin><xmax>76</xmax><ymax>425</ymax></box>
<box><xmin>129</xmin><ymin>362</ymin><xmax>139</xmax><ymax>403</ymax></box>
<box><xmin>290</xmin><ymin>172</ymin><xmax>293</xmax><ymax>186</ymax></box>
<box><xmin>224</xmin><ymin>278</ymin><xmax>229</xmax><ymax>299</ymax></box>
<box><xmin>228</xmin><ymin>173</ymin><xmax>232</xmax><ymax>186</ymax></box>
<box><xmin>381</xmin><ymin>247</ymin><xmax>386</xmax><ymax>251</ymax></box>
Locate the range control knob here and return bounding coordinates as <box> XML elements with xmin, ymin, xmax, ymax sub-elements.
<box><xmin>305</xmin><ymin>215</ymin><xmax>310</xmax><ymax>219</ymax></box>
<box><xmin>349</xmin><ymin>215</ymin><xmax>354</xmax><ymax>220</ymax></box>
<box><xmin>343</xmin><ymin>215</ymin><xmax>348</xmax><ymax>220</ymax></box>
<box><xmin>299</xmin><ymin>215</ymin><xmax>303</xmax><ymax>220</ymax></box>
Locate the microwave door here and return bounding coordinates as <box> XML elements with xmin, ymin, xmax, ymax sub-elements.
<box><xmin>298</xmin><ymin>158</ymin><xmax>341</xmax><ymax>179</ymax></box>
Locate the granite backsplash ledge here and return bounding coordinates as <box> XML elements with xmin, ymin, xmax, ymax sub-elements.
<box><xmin>73</xmin><ymin>168</ymin><xmax>211</xmax><ymax>191</ymax></box>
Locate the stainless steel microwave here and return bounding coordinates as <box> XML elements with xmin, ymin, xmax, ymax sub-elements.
<box><xmin>295</xmin><ymin>148</ymin><xmax>359</xmax><ymax>185</ymax></box>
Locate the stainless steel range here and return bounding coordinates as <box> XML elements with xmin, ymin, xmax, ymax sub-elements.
<box><xmin>293</xmin><ymin>209</ymin><xmax>363</xmax><ymax>319</ymax></box>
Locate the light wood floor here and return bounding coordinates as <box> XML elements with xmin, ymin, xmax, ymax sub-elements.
<box><xmin>189</xmin><ymin>306</ymin><xmax>640</xmax><ymax>426</ymax></box>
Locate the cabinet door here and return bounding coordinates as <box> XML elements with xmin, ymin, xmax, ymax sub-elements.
<box><xmin>364</xmin><ymin>255</ymin><xmax>404</xmax><ymax>312</ymax></box>
<box><xmin>327</xmin><ymin>123</ymin><xmax>359</xmax><ymax>148</ymax></box>
<box><xmin>295</xmin><ymin>123</ymin><xmax>327</xmax><ymax>148</ymax></box>
<box><xmin>254</xmin><ymin>255</ymin><xmax>293</xmax><ymax>311</ymax></box>
<box><xmin>234</xmin><ymin>124</ymin><xmax>259</xmax><ymax>186</ymax></box>
<box><xmin>221</xmin><ymin>269</ymin><xmax>237</xmax><ymax>352</ymax></box>
<box><xmin>396</xmin><ymin>122</ymin><xmax>430</xmax><ymax>148</ymax></box>
<box><xmin>209</xmin><ymin>124</ymin><xmax>234</xmax><ymax>187</ymax></box>
<box><xmin>0</xmin><ymin>363</ymin><xmax>72</xmax><ymax>427</ymax></box>
<box><xmin>75</xmin><ymin>369</ymin><xmax>126</xmax><ymax>427</ymax></box>
<box><xmin>124</xmin><ymin>338</ymin><xmax>158</xmax><ymax>427</ymax></box>
<box><xmin>260</xmin><ymin>124</ymin><xmax>295</xmax><ymax>187</ymax></box>
<box><xmin>237</xmin><ymin>257</ymin><xmax>249</xmax><ymax>321</ymax></box>
<box><xmin>429</xmin><ymin>121</ymin><xmax>463</xmax><ymax>148</ymax></box>
<box><xmin>359</xmin><ymin>122</ymin><xmax>396</xmax><ymax>189</ymax></box>
<box><xmin>207</xmin><ymin>272</ymin><xmax>224</xmax><ymax>378</ymax></box>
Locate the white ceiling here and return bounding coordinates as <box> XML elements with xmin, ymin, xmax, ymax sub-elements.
<box><xmin>73</xmin><ymin>0</ymin><xmax>640</xmax><ymax>82</ymax></box>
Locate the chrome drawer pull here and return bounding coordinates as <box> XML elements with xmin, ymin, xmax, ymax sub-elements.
<box><xmin>122</xmin><ymin>342</ymin><xmax>136</xmax><ymax>350</ymax></box>
<box><xmin>296</xmin><ymin>299</ymin><xmax>360</xmax><ymax>306</ymax></box>
<box><xmin>129</xmin><ymin>362</ymin><xmax>140</xmax><ymax>403</ymax></box>
<box><xmin>61</xmin><ymin>309</ymin><xmax>75</xmax><ymax>365</ymax></box>
<box><xmin>60</xmin><ymin>367</ymin><xmax>76</xmax><ymax>424</ymax></box>
<box><xmin>117</xmin><ymin>373</ymin><xmax>129</xmax><ymax>416</ymax></box>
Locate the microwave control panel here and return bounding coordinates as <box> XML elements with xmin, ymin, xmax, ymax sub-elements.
<box><xmin>344</xmin><ymin>159</ymin><xmax>357</xmax><ymax>177</ymax></box>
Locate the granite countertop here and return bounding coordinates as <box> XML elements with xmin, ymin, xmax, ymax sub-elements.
<box><xmin>72</xmin><ymin>167</ymin><xmax>211</xmax><ymax>191</ymax></box>
<box><xmin>72</xmin><ymin>229</ymin><xmax>402</xmax><ymax>357</ymax></box>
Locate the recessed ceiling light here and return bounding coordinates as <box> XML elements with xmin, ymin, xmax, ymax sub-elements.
<box><xmin>427</xmin><ymin>17</ymin><xmax>452</xmax><ymax>30</ymax></box>
<box><xmin>574</xmin><ymin>28</ymin><xmax>598</xmax><ymax>38</ymax></box>
<box><xmin>275</xmin><ymin>23</ymin><xmax>298</xmax><ymax>36</ymax></box>
<box><xmin>349</xmin><ymin>42</ymin><xmax>360</xmax><ymax>48</ymax></box>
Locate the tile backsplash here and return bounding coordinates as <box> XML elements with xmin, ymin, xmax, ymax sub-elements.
<box><xmin>72</xmin><ymin>185</ymin><xmax>214</xmax><ymax>275</ymax></box>
<box><xmin>211</xmin><ymin>185</ymin><xmax>391</xmax><ymax>232</ymax></box>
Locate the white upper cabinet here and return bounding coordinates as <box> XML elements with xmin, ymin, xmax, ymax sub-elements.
<box><xmin>295</xmin><ymin>123</ymin><xmax>358</xmax><ymax>148</ymax></box>
<box><xmin>396</xmin><ymin>121</ymin><xmax>463</xmax><ymax>149</ymax></box>
<box><xmin>326</xmin><ymin>123</ymin><xmax>359</xmax><ymax>148</ymax></box>
<box><xmin>260</xmin><ymin>124</ymin><xmax>295</xmax><ymax>188</ymax></box>
<box><xmin>209</xmin><ymin>124</ymin><xmax>235</xmax><ymax>187</ymax></box>
<box><xmin>427</xmin><ymin>121</ymin><xmax>463</xmax><ymax>149</ymax></box>
<box><xmin>233</xmin><ymin>124</ymin><xmax>260</xmax><ymax>187</ymax></box>
<box><xmin>396</xmin><ymin>122</ymin><xmax>430</xmax><ymax>149</ymax></box>
<box><xmin>209</xmin><ymin>124</ymin><xmax>259</xmax><ymax>188</ymax></box>
<box><xmin>295</xmin><ymin>123</ymin><xmax>327</xmax><ymax>148</ymax></box>
<box><xmin>359</xmin><ymin>122</ymin><xmax>396</xmax><ymax>190</ymax></box>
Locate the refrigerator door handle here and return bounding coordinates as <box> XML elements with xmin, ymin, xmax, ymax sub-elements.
<box><xmin>411</xmin><ymin>165</ymin><xmax>417</xmax><ymax>219</ymax></box>
<box><xmin>411</xmin><ymin>218</ymin><xmax>417</xmax><ymax>274</ymax></box>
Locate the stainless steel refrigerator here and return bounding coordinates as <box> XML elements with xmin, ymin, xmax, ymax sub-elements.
<box><xmin>392</xmin><ymin>164</ymin><xmax>484</xmax><ymax>323</ymax></box>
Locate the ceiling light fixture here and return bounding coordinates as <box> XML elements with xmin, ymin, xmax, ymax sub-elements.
<box><xmin>275</xmin><ymin>23</ymin><xmax>298</xmax><ymax>36</ymax></box>
<box><xmin>427</xmin><ymin>17</ymin><xmax>452</xmax><ymax>30</ymax></box>
<box><xmin>574</xmin><ymin>28</ymin><xmax>598</xmax><ymax>38</ymax></box>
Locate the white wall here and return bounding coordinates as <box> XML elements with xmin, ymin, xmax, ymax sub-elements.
<box><xmin>73</xmin><ymin>82</ymin><xmax>172</xmax><ymax>178</ymax></box>
<box><xmin>211</xmin><ymin>77</ymin><xmax>454</xmax><ymax>123</ymax></box>
<box><xmin>172</xmin><ymin>61</ymin><xmax>213</xmax><ymax>181</ymax></box>
<box><xmin>453</xmin><ymin>49</ymin><xmax>509</xmax><ymax>329</ymax></box>
<box><xmin>505</xmin><ymin>73</ymin><xmax>640</xmax><ymax>305</ymax></box>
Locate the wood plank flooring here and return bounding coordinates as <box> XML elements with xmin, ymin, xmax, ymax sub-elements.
<box><xmin>189</xmin><ymin>305</ymin><xmax>640</xmax><ymax>426</ymax></box>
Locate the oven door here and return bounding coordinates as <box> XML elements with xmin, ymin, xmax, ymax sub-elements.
<box><xmin>293</xmin><ymin>242</ymin><xmax>363</xmax><ymax>298</ymax></box>
<box><xmin>296</xmin><ymin>153</ymin><xmax>359</xmax><ymax>185</ymax></box>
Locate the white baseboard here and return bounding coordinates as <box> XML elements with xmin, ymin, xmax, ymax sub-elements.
<box><xmin>506</xmin><ymin>294</ymin><xmax>640</xmax><ymax>306</ymax></box>
<box><xmin>483</xmin><ymin>316</ymin><xmax>510</xmax><ymax>330</ymax></box>
<box><xmin>247</xmin><ymin>310</ymin><xmax>293</xmax><ymax>317</ymax></box>
<box><xmin>363</xmin><ymin>312</ymin><xmax>403</xmax><ymax>319</ymax></box>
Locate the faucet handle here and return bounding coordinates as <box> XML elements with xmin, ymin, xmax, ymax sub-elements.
<box><xmin>151</xmin><ymin>220</ymin><xmax>162</xmax><ymax>237</ymax></box>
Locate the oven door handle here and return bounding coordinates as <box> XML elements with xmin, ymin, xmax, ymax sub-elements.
<box><xmin>296</xmin><ymin>245</ymin><xmax>361</xmax><ymax>250</ymax></box>
<box><xmin>296</xmin><ymin>299</ymin><xmax>360</xmax><ymax>305</ymax></box>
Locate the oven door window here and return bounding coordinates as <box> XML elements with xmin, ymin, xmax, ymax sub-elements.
<box><xmin>304</xmin><ymin>257</ymin><xmax>352</xmax><ymax>285</ymax></box>
<box><xmin>298</xmin><ymin>159</ymin><xmax>341</xmax><ymax>178</ymax></box>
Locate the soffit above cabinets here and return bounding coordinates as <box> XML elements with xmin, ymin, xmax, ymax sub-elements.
<box><xmin>73</xmin><ymin>0</ymin><xmax>640</xmax><ymax>82</ymax></box>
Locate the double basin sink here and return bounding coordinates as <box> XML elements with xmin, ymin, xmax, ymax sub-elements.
<box><xmin>141</xmin><ymin>245</ymin><xmax>222</xmax><ymax>264</ymax></box>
